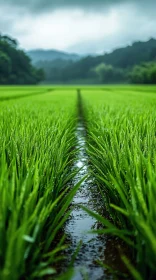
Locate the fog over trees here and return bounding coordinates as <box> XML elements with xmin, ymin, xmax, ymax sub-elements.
<box><xmin>1</xmin><ymin>34</ymin><xmax>156</xmax><ymax>85</ymax></box>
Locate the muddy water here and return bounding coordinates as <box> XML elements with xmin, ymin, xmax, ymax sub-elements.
<box><xmin>65</xmin><ymin>121</ymin><xmax>107</xmax><ymax>280</ymax></box>
<box><xmin>63</xmin><ymin>91</ymin><xmax>131</xmax><ymax>280</ymax></box>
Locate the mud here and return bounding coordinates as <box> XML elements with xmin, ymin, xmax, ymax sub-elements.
<box><xmin>64</xmin><ymin>115</ymin><xmax>108</xmax><ymax>280</ymax></box>
<box><xmin>64</xmin><ymin>91</ymin><xmax>131</xmax><ymax>280</ymax></box>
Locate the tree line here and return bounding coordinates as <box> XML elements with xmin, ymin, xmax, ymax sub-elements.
<box><xmin>1</xmin><ymin>34</ymin><xmax>156</xmax><ymax>85</ymax></box>
<box><xmin>36</xmin><ymin>59</ymin><xmax>156</xmax><ymax>85</ymax></box>
<box><xmin>0</xmin><ymin>34</ymin><xmax>44</xmax><ymax>85</ymax></box>
<box><xmin>35</xmin><ymin>38</ymin><xmax>156</xmax><ymax>84</ymax></box>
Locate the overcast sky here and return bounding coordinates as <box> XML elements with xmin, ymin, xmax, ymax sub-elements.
<box><xmin>0</xmin><ymin>0</ymin><xmax>156</xmax><ymax>54</ymax></box>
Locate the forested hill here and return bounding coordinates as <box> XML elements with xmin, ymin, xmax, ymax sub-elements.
<box><xmin>32</xmin><ymin>38</ymin><xmax>156</xmax><ymax>84</ymax></box>
<box><xmin>0</xmin><ymin>34</ymin><xmax>44</xmax><ymax>85</ymax></box>
<box><xmin>101</xmin><ymin>38</ymin><xmax>156</xmax><ymax>68</ymax></box>
<box><xmin>61</xmin><ymin>38</ymin><xmax>156</xmax><ymax>75</ymax></box>
<box><xmin>1</xmin><ymin>34</ymin><xmax>156</xmax><ymax>85</ymax></box>
<box><xmin>27</xmin><ymin>49</ymin><xmax>80</xmax><ymax>64</ymax></box>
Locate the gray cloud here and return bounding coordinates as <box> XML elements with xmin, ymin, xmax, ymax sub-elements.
<box><xmin>0</xmin><ymin>0</ymin><xmax>155</xmax><ymax>13</ymax></box>
<box><xmin>0</xmin><ymin>0</ymin><xmax>156</xmax><ymax>53</ymax></box>
<box><xmin>67</xmin><ymin>11</ymin><xmax>156</xmax><ymax>54</ymax></box>
<box><xmin>0</xmin><ymin>0</ymin><xmax>124</xmax><ymax>11</ymax></box>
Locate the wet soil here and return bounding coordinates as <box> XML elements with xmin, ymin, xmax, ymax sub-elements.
<box><xmin>63</xmin><ymin>91</ymin><xmax>131</xmax><ymax>280</ymax></box>
<box><xmin>64</xmin><ymin>122</ymin><xmax>106</xmax><ymax>280</ymax></box>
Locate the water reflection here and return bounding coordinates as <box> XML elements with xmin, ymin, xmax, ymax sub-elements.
<box><xmin>65</xmin><ymin>122</ymin><xmax>106</xmax><ymax>280</ymax></box>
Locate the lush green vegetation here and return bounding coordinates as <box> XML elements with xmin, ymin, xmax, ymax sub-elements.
<box><xmin>130</xmin><ymin>62</ymin><xmax>156</xmax><ymax>84</ymax></box>
<box><xmin>0</xmin><ymin>86</ymin><xmax>50</xmax><ymax>101</ymax></box>
<box><xmin>0</xmin><ymin>85</ymin><xmax>156</xmax><ymax>280</ymax></box>
<box><xmin>33</xmin><ymin>39</ymin><xmax>156</xmax><ymax>84</ymax></box>
<box><xmin>0</xmin><ymin>87</ymin><xmax>79</xmax><ymax>279</ymax></box>
<box><xmin>81</xmin><ymin>86</ymin><xmax>156</xmax><ymax>280</ymax></box>
<box><xmin>0</xmin><ymin>35</ymin><xmax>44</xmax><ymax>85</ymax></box>
<box><xmin>1</xmin><ymin>34</ymin><xmax>156</xmax><ymax>85</ymax></box>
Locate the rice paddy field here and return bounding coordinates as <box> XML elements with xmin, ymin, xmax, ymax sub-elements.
<box><xmin>0</xmin><ymin>85</ymin><xmax>156</xmax><ymax>280</ymax></box>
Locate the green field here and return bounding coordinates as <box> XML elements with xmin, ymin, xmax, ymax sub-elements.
<box><xmin>0</xmin><ymin>85</ymin><xmax>156</xmax><ymax>280</ymax></box>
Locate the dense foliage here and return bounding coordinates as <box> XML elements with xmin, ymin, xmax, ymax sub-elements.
<box><xmin>33</xmin><ymin>38</ymin><xmax>156</xmax><ymax>84</ymax></box>
<box><xmin>130</xmin><ymin>62</ymin><xmax>156</xmax><ymax>84</ymax></box>
<box><xmin>0</xmin><ymin>85</ymin><xmax>156</xmax><ymax>280</ymax></box>
<box><xmin>82</xmin><ymin>87</ymin><xmax>156</xmax><ymax>280</ymax></box>
<box><xmin>0</xmin><ymin>35</ymin><xmax>44</xmax><ymax>85</ymax></box>
<box><xmin>94</xmin><ymin>63</ymin><xmax>126</xmax><ymax>83</ymax></box>
<box><xmin>0</xmin><ymin>87</ymin><xmax>78</xmax><ymax>279</ymax></box>
<box><xmin>1</xmin><ymin>34</ymin><xmax>156</xmax><ymax>84</ymax></box>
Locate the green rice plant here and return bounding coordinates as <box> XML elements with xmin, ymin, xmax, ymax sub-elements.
<box><xmin>81</xmin><ymin>87</ymin><xmax>156</xmax><ymax>280</ymax></box>
<box><xmin>0</xmin><ymin>89</ymin><xmax>79</xmax><ymax>280</ymax></box>
<box><xmin>0</xmin><ymin>86</ymin><xmax>50</xmax><ymax>101</ymax></box>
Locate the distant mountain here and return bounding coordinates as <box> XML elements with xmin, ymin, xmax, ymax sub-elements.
<box><xmin>27</xmin><ymin>49</ymin><xmax>80</xmax><ymax>63</ymax></box>
<box><xmin>51</xmin><ymin>38</ymin><xmax>156</xmax><ymax>82</ymax></box>
<box><xmin>28</xmin><ymin>38</ymin><xmax>156</xmax><ymax>84</ymax></box>
<box><xmin>66</xmin><ymin>38</ymin><xmax>156</xmax><ymax>73</ymax></box>
<box><xmin>101</xmin><ymin>38</ymin><xmax>156</xmax><ymax>68</ymax></box>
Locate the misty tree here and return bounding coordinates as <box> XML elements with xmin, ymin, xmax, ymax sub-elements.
<box><xmin>0</xmin><ymin>34</ymin><xmax>44</xmax><ymax>85</ymax></box>
<box><xmin>130</xmin><ymin>62</ymin><xmax>156</xmax><ymax>84</ymax></box>
<box><xmin>94</xmin><ymin>63</ymin><xmax>126</xmax><ymax>83</ymax></box>
<box><xmin>0</xmin><ymin>51</ymin><xmax>12</xmax><ymax>83</ymax></box>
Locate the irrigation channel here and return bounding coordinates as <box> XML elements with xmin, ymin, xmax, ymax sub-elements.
<box><xmin>64</xmin><ymin>91</ymin><xmax>109</xmax><ymax>280</ymax></box>
<box><xmin>63</xmin><ymin>90</ymin><xmax>131</xmax><ymax>280</ymax></box>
